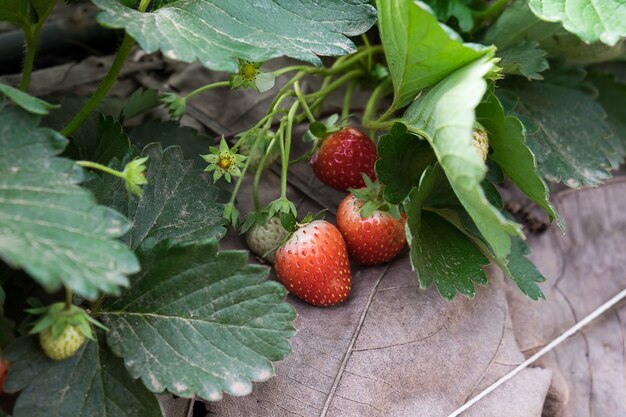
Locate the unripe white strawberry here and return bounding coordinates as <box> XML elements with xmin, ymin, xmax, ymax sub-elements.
<box><xmin>472</xmin><ymin>127</ymin><xmax>489</xmax><ymax>162</ymax></box>
<box><xmin>245</xmin><ymin>216</ymin><xmax>288</xmax><ymax>263</ymax></box>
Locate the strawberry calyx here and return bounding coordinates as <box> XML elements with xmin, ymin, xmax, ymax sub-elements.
<box><xmin>27</xmin><ymin>302</ymin><xmax>106</xmax><ymax>342</ymax></box>
<box><xmin>263</xmin><ymin>210</ymin><xmax>326</xmax><ymax>259</ymax></box>
<box><xmin>349</xmin><ymin>174</ymin><xmax>401</xmax><ymax>220</ymax></box>
<box><xmin>295</xmin><ymin>114</ymin><xmax>348</xmax><ymax>164</ymax></box>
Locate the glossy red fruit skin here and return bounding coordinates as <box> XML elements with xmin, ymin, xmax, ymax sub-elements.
<box><xmin>0</xmin><ymin>358</ymin><xmax>9</xmax><ymax>395</ymax></box>
<box><xmin>337</xmin><ymin>193</ymin><xmax>407</xmax><ymax>265</ymax></box>
<box><xmin>274</xmin><ymin>220</ymin><xmax>351</xmax><ymax>307</ymax></box>
<box><xmin>310</xmin><ymin>128</ymin><xmax>378</xmax><ymax>191</ymax></box>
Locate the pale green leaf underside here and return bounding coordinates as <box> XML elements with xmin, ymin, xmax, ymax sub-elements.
<box><xmin>4</xmin><ymin>336</ymin><xmax>161</xmax><ymax>417</ymax></box>
<box><xmin>89</xmin><ymin>143</ymin><xmax>227</xmax><ymax>251</ymax></box>
<box><xmin>93</xmin><ymin>0</ymin><xmax>377</xmax><ymax>72</ymax></box>
<box><xmin>376</xmin><ymin>0</ymin><xmax>488</xmax><ymax>108</ymax></box>
<box><xmin>403</xmin><ymin>56</ymin><xmax>522</xmax><ymax>265</ymax></box>
<box><xmin>99</xmin><ymin>241</ymin><xmax>296</xmax><ymax>401</ymax></box>
<box><xmin>0</xmin><ymin>108</ymin><xmax>139</xmax><ymax>299</ymax></box>
<box><xmin>529</xmin><ymin>0</ymin><xmax>626</xmax><ymax>46</ymax></box>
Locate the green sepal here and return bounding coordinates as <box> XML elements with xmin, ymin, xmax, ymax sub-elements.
<box><xmin>280</xmin><ymin>212</ymin><xmax>297</xmax><ymax>233</ymax></box>
<box><xmin>27</xmin><ymin>302</ymin><xmax>106</xmax><ymax>342</ymax></box>
<box><xmin>267</xmin><ymin>198</ymin><xmax>297</xmax><ymax>219</ymax></box>
<box><xmin>223</xmin><ymin>203</ymin><xmax>239</xmax><ymax>228</ymax></box>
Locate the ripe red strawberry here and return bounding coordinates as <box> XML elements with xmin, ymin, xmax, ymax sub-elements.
<box><xmin>310</xmin><ymin>127</ymin><xmax>378</xmax><ymax>191</ymax></box>
<box><xmin>274</xmin><ymin>220</ymin><xmax>351</xmax><ymax>306</ymax></box>
<box><xmin>0</xmin><ymin>357</ymin><xmax>9</xmax><ymax>395</ymax></box>
<box><xmin>337</xmin><ymin>188</ymin><xmax>407</xmax><ymax>265</ymax></box>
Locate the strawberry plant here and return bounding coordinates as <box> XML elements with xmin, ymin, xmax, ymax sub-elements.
<box><xmin>0</xmin><ymin>0</ymin><xmax>625</xmax><ymax>415</ymax></box>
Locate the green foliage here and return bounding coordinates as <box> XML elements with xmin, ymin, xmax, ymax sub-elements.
<box><xmin>403</xmin><ymin>55</ymin><xmax>522</xmax><ymax>266</ymax></box>
<box><xmin>0</xmin><ymin>83</ymin><xmax>59</xmax><ymax>115</ymax></box>
<box><xmin>375</xmin><ymin>123</ymin><xmax>437</xmax><ymax>205</ymax></box>
<box><xmin>375</xmin><ymin>0</ymin><xmax>490</xmax><ymax>109</ymax></box>
<box><xmin>497</xmin><ymin>41</ymin><xmax>549</xmax><ymax>80</ymax></box>
<box><xmin>89</xmin><ymin>143</ymin><xmax>228</xmax><ymax>252</ymax></box>
<box><xmin>93</xmin><ymin>0</ymin><xmax>377</xmax><ymax>72</ymax></box>
<box><xmin>98</xmin><ymin>240</ymin><xmax>296</xmax><ymax>400</ymax></box>
<box><xmin>503</xmin><ymin>69</ymin><xmax>619</xmax><ymax>187</ymax></box>
<box><xmin>4</xmin><ymin>336</ymin><xmax>162</xmax><ymax>417</ymax></box>
<box><xmin>405</xmin><ymin>167</ymin><xmax>489</xmax><ymax>300</ymax></box>
<box><xmin>528</xmin><ymin>0</ymin><xmax>626</xmax><ymax>46</ymax></box>
<box><xmin>2</xmin><ymin>0</ymin><xmax>626</xmax><ymax>410</ymax></box>
<box><xmin>0</xmin><ymin>107</ymin><xmax>139</xmax><ymax>299</ymax></box>
<box><xmin>475</xmin><ymin>89</ymin><xmax>561</xmax><ymax>226</ymax></box>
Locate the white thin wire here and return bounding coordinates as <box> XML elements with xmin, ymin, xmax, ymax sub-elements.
<box><xmin>448</xmin><ymin>287</ymin><xmax>626</xmax><ymax>417</ymax></box>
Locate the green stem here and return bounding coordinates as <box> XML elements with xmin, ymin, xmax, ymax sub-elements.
<box><xmin>473</xmin><ymin>0</ymin><xmax>508</xmax><ymax>20</ymax></box>
<box><xmin>20</xmin><ymin>0</ymin><xmax>57</xmax><ymax>91</ymax></box>
<box><xmin>280</xmin><ymin>102</ymin><xmax>299</xmax><ymax>200</ymax></box>
<box><xmin>76</xmin><ymin>160</ymin><xmax>125</xmax><ymax>179</ymax></box>
<box><xmin>61</xmin><ymin>33</ymin><xmax>135</xmax><ymax>137</ymax></box>
<box><xmin>183</xmin><ymin>80</ymin><xmax>230</xmax><ymax>101</ymax></box>
<box><xmin>61</xmin><ymin>0</ymin><xmax>151</xmax><ymax>137</ymax></box>
<box><xmin>342</xmin><ymin>80</ymin><xmax>357</xmax><ymax>121</ymax></box>
<box><xmin>276</xmin><ymin>125</ymin><xmax>287</xmax><ymax>199</ymax></box>
<box><xmin>319</xmin><ymin>46</ymin><xmax>383</xmax><ymax>76</ymax></box>
<box><xmin>65</xmin><ymin>287</ymin><xmax>73</xmax><ymax>310</ymax></box>
<box><xmin>306</xmin><ymin>70</ymin><xmax>363</xmax><ymax>100</ymax></box>
<box><xmin>252</xmin><ymin>136</ymin><xmax>278</xmax><ymax>210</ymax></box>
<box><xmin>361</xmin><ymin>33</ymin><xmax>373</xmax><ymax>72</ymax></box>
<box><xmin>362</xmin><ymin>78</ymin><xmax>392</xmax><ymax>127</ymax></box>
<box><xmin>266</xmin><ymin>71</ymin><xmax>305</xmax><ymax>114</ymax></box>
<box><xmin>20</xmin><ymin>33</ymin><xmax>37</xmax><ymax>92</ymax></box>
<box><xmin>272</xmin><ymin>65</ymin><xmax>314</xmax><ymax>77</ymax></box>
<box><xmin>294</xmin><ymin>81</ymin><xmax>315</xmax><ymax>123</ymax></box>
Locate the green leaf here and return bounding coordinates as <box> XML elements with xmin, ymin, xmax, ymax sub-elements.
<box><xmin>92</xmin><ymin>114</ymin><xmax>133</xmax><ymax>165</ymax></box>
<box><xmin>0</xmin><ymin>107</ymin><xmax>139</xmax><ymax>299</ymax></box>
<box><xmin>415</xmin><ymin>165</ymin><xmax>546</xmax><ymax>301</ymax></box>
<box><xmin>375</xmin><ymin>123</ymin><xmax>436</xmax><ymax>205</ymax></box>
<box><xmin>528</xmin><ymin>0</ymin><xmax>626</xmax><ymax>46</ymax></box>
<box><xmin>97</xmin><ymin>240</ymin><xmax>296</xmax><ymax>401</ymax></box>
<box><xmin>425</xmin><ymin>0</ymin><xmax>475</xmax><ymax>32</ymax></box>
<box><xmin>486</xmin><ymin>0</ymin><xmax>626</xmax><ymax>64</ymax></box>
<box><xmin>404</xmin><ymin>168</ymin><xmax>488</xmax><ymax>300</ymax></box>
<box><xmin>497</xmin><ymin>41</ymin><xmax>549</xmax><ymax>80</ymax></box>
<box><xmin>121</xmin><ymin>88</ymin><xmax>160</xmax><ymax>122</ymax></box>
<box><xmin>588</xmin><ymin>72</ymin><xmax>626</xmax><ymax>157</ymax></box>
<box><xmin>402</xmin><ymin>55</ymin><xmax>522</xmax><ymax>265</ymax></box>
<box><xmin>503</xmin><ymin>237</ymin><xmax>545</xmax><ymax>300</ymax></box>
<box><xmin>93</xmin><ymin>0</ymin><xmax>377</xmax><ymax>72</ymax></box>
<box><xmin>129</xmin><ymin>120</ymin><xmax>212</xmax><ymax>164</ymax></box>
<box><xmin>0</xmin><ymin>83</ymin><xmax>59</xmax><ymax>115</ymax></box>
<box><xmin>4</xmin><ymin>336</ymin><xmax>162</xmax><ymax>417</ymax></box>
<box><xmin>42</xmin><ymin>96</ymin><xmax>126</xmax><ymax>160</ymax></box>
<box><xmin>0</xmin><ymin>0</ymin><xmax>31</xmax><ymax>29</ymax></box>
<box><xmin>504</xmin><ymin>70</ymin><xmax>618</xmax><ymax>187</ymax></box>
<box><xmin>89</xmin><ymin>143</ymin><xmax>227</xmax><ymax>251</ymax></box>
<box><xmin>375</xmin><ymin>0</ymin><xmax>490</xmax><ymax>109</ymax></box>
<box><xmin>476</xmin><ymin>89</ymin><xmax>561</xmax><ymax>227</ymax></box>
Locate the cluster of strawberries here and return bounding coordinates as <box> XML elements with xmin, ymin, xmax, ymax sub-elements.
<box><xmin>251</xmin><ymin>128</ymin><xmax>407</xmax><ymax>307</ymax></box>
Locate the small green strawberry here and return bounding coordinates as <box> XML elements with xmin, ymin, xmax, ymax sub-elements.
<box><xmin>28</xmin><ymin>302</ymin><xmax>106</xmax><ymax>361</ymax></box>
<box><xmin>472</xmin><ymin>126</ymin><xmax>489</xmax><ymax>162</ymax></box>
<box><xmin>39</xmin><ymin>325</ymin><xmax>86</xmax><ymax>361</ymax></box>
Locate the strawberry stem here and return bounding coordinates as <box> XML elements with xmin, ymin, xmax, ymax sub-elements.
<box><xmin>65</xmin><ymin>287</ymin><xmax>73</xmax><ymax>311</ymax></box>
<box><xmin>362</xmin><ymin>78</ymin><xmax>393</xmax><ymax>129</ymax></box>
<box><xmin>183</xmin><ymin>80</ymin><xmax>231</xmax><ymax>101</ymax></box>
